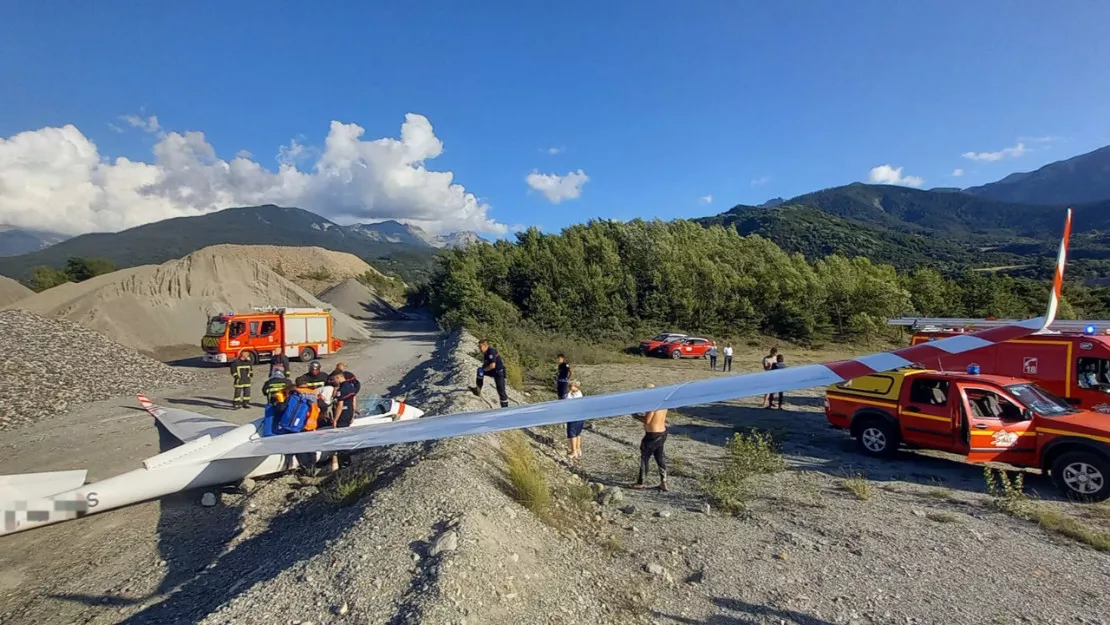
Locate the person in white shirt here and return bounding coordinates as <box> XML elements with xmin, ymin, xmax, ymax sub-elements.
<box><xmin>723</xmin><ymin>343</ymin><xmax>734</xmax><ymax>372</ymax></box>
<box><xmin>564</xmin><ymin>381</ymin><xmax>585</xmax><ymax>460</ymax></box>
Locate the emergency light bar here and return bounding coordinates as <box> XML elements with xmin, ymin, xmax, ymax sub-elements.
<box><xmin>888</xmin><ymin>317</ymin><xmax>1110</xmax><ymax>335</ymax></box>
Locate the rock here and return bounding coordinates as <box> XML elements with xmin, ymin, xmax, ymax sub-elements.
<box><xmin>645</xmin><ymin>563</ymin><xmax>665</xmax><ymax>576</ymax></box>
<box><xmin>701</xmin><ymin>502</ymin><xmax>712</xmax><ymax>514</ymax></box>
<box><xmin>620</xmin><ymin>505</ymin><xmax>637</xmax><ymax>515</ymax></box>
<box><xmin>609</xmin><ymin>487</ymin><xmax>625</xmax><ymax>504</ymax></box>
<box><xmin>654</xmin><ymin>509</ymin><xmax>672</xmax><ymax>518</ymax></box>
<box><xmin>509</xmin><ymin>553</ymin><xmax>519</xmax><ymax>563</ymax></box>
<box><xmin>238</xmin><ymin>478</ymin><xmax>255</xmax><ymax>493</ymax></box>
<box><xmin>201</xmin><ymin>492</ymin><xmax>217</xmax><ymax>507</ymax></box>
<box><xmin>336</xmin><ymin>602</ymin><xmax>349</xmax><ymax>616</ymax></box>
<box><xmin>431</xmin><ymin>530</ymin><xmax>459</xmax><ymax>556</ymax></box>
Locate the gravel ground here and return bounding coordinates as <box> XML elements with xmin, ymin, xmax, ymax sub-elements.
<box><xmin>4</xmin><ymin>323</ymin><xmax>1110</xmax><ymax>624</ymax></box>
<box><xmin>0</xmin><ymin>310</ymin><xmax>199</xmax><ymax>431</ymax></box>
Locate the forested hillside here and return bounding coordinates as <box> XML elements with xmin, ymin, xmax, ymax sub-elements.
<box><xmin>424</xmin><ymin>219</ymin><xmax>1110</xmax><ymax>348</ymax></box>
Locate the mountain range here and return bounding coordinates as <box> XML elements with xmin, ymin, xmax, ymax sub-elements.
<box><xmin>2</xmin><ymin>142</ymin><xmax>1109</xmax><ymax>287</ymax></box>
<box><xmin>0</xmin><ymin>208</ymin><xmax>485</xmax><ymax>285</ymax></box>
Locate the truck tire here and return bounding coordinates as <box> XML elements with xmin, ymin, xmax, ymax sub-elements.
<box><xmin>854</xmin><ymin>417</ymin><xmax>899</xmax><ymax>458</ymax></box>
<box><xmin>671</xmin><ymin>350</ymin><xmax>682</xmax><ymax>359</ymax></box>
<box><xmin>1050</xmin><ymin>450</ymin><xmax>1110</xmax><ymax>502</ymax></box>
<box><xmin>239</xmin><ymin>350</ymin><xmax>257</xmax><ymax>366</ymax></box>
<box><xmin>299</xmin><ymin>347</ymin><xmax>316</xmax><ymax>362</ymax></box>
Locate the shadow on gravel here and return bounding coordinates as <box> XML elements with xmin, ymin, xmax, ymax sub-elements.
<box><xmin>655</xmin><ymin>596</ymin><xmax>837</xmax><ymax>624</ymax></box>
<box><xmin>388</xmin><ymin>519</ymin><xmax>456</xmax><ymax>625</ymax></box>
<box><xmin>669</xmin><ymin>404</ymin><xmax>1051</xmax><ymax>498</ymax></box>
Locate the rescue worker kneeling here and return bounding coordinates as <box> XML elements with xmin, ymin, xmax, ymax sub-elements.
<box><xmin>262</xmin><ymin>384</ymin><xmax>322</xmax><ymax>436</ymax></box>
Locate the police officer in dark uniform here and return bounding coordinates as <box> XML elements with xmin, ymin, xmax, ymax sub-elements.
<box><xmin>470</xmin><ymin>339</ymin><xmax>509</xmax><ymax>408</ymax></box>
<box><xmin>230</xmin><ymin>354</ymin><xmax>253</xmax><ymax>409</ymax></box>
<box><xmin>295</xmin><ymin>360</ymin><xmax>328</xmax><ymax>389</ymax></box>
<box><xmin>556</xmin><ymin>353</ymin><xmax>571</xmax><ymax>400</ymax></box>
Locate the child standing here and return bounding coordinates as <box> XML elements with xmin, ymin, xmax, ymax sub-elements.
<box><xmin>564</xmin><ymin>381</ymin><xmax>585</xmax><ymax>460</ymax></box>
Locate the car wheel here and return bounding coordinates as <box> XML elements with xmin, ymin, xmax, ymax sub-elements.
<box><xmin>299</xmin><ymin>347</ymin><xmax>315</xmax><ymax>362</ymax></box>
<box><xmin>671</xmin><ymin>350</ymin><xmax>682</xmax><ymax>359</ymax></box>
<box><xmin>1051</xmin><ymin>451</ymin><xmax>1110</xmax><ymax>502</ymax></box>
<box><xmin>854</xmin><ymin>418</ymin><xmax>899</xmax><ymax>457</ymax></box>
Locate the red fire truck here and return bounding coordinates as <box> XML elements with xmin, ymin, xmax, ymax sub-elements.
<box><xmin>889</xmin><ymin>318</ymin><xmax>1110</xmax><ymax>414</ymax></box>
<box><xmin>201</xmin><ymin>307</ymin><xmax>346</xmax><ymax>365</ymax></box>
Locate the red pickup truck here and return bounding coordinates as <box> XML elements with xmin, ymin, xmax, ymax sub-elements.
<box><xmin>825</xmin><ymin>367</ymin><xmax>1110</xmax><ymax>501</ymax></box>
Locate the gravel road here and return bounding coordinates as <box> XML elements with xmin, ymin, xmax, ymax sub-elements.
<box><xmin>0</xmin><ymin>316</ymin><xmax>437</xmax><ymax>625</ymax></box>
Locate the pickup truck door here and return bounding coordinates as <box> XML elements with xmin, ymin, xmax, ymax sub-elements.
<box><xmin>959</xmin><ymin>384</ymin><xmax>1038</xmax><ymax>465</ymax></box>
<box><xmin>899</xmin><ymin>376</ymin><xmax>959</xmax><ymax>451</ymax></box>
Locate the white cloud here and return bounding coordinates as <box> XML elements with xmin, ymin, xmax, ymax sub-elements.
<box><xmin>120</xmin><ymin>114</ymin><xmax>161</xmax><ymax>134</ymax></box>
<box><xmin>0</xmin><ymin>113</ymin><xmax>508</xmax><ymax>237</ymax></box>
<box><xmin>1019</xmin><ymin>135</ymin><xmax>1062</xmax><ymax>144</ymax></box>
<box><xmin>236</xmin><ymin>149</ymin><xmax>253</xmax><ymax>159</ymax></box>
<box><xmin>962</xmin><ymin>141</ymin><xmax>1027</xmax><ymax>162</ymax></box>
<box><xmin>952</xmin><ymin>168</ymin><xmax>965</xmax><ymax>177</ymax></box>
<box><xmin>699</xmin><ymin>194</ymin><xmax>713</xmax><ymax>205</ymax></box>
<box><xmin>525</xmin><ymin>169</ymin><xmax>589</xmax><ymax>204</ymax></box>
<box><xmin>867</xmin><ymin>164</ymin><xmax>924</xmax><ymax>188</ymax></box>
<box><xmin>546</xmin><ymin>146</ymin><xmax>564</xmax><ymax>155</ymax></box>
<box><xmin>750</xmin><ymin>176</ymin><xmax>771</xmax><ymax>187</ymax></box>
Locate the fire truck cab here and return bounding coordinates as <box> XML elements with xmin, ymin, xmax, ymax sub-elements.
<box><xmin>894</xmin><ymin>318</ymin><xmax>1110</xmax><ymax>415</ymax></box>
<box><xmin>201</xmin><ymin>307</ymin><xmax>345</xmax><ymax>366</ymax></box>
<box><xmin>825</xmin><ymin>367</ymin><xmax>1110</xmax><ymax>501</ymax></box>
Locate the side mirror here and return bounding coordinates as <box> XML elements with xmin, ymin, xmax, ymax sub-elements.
<box><xmin>1022</xmin><ymin>408</ymin><xmax>1034</xmax><ymax>421</ymax></box>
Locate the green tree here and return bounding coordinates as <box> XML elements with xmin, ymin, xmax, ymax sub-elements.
<box><xmin>64</xmin><ymin>256</ymin><xmax>115</xmax><ymax>282</ymax></box>
<box><xmin>28</xmin><ymin>266</ymin><xmax>70</xmax><ymax>292</ymax></box>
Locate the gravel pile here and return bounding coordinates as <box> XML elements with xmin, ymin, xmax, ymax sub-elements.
<box><xmin>4</xmin><ymin>246</ymin><xmax>372</xmax><ymax>352</ymax></box>
<box><xmin>196</xmin><ymin>244</ymin><xmax>386</xmax><ymax>295</ymax></box>
<box><xmin>318</xmin><ymin>277</ymin><xmax>408</xmax><ymax>321</ymax></box>
<box><xmin>0</xmin><ymin>275</ymin><xmax>31</xmax><ymax>308</ymax></box>
<box><xmin>0</xmin><ymin>310</ymin><xmax>199</xmax><ymax>431</ymax></box>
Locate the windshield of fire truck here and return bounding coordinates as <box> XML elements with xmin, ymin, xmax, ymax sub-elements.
<box><xmin>1006</xmin><ymin>383</ymin><xmax>1079</xmax><ymax>417</ymax></box>
<box><xmin>205</xmin><ymin>318</ymin><xmax>228</xmax><ymax>337</ymax></box>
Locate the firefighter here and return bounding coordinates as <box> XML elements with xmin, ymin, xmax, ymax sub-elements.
<box><xmin>470</xmin><ymin>339</ymin><xmax>509</xmax><ymax>408</ymax></box>
<box><xmin>296</xmin><ymin>360</ymin><xmax>328</xmax><ymax>389</ymax></box>
<box><xmin>262</xmin><ymin>375</ymin><xmax>294</xmax><ymax>405</ymax></box>
<box><xmin>269</xmin><ymin>349</ymin><xmax>291</xmax><ymax>379</ymax></box>
<box><xmin>230</xmin><ymin>354</ymin><xmax>253</xmax><ymax>409</ymax></box>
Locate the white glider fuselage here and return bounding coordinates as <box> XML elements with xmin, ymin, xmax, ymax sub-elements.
<box><xmin>0</xmin><ymin>399</ymin><xmax>423</xmax><ymax>537</ymax></box>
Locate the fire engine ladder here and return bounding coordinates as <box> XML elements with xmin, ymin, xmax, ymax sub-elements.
<box><xmin>887</xmin><ymin>317</ymin><xmax>1110</xmax><ymax>334</ymax></box>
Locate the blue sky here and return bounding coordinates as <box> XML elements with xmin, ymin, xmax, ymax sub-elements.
<box><xmin>1</xmin><ymin>1</ymin><xmax>1108</xmax><ymax>237</ymax></box>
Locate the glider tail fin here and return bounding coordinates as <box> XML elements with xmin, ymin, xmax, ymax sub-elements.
<box><xmin>1043</xmin><ymin>207</ymin><xmax>1073</xmax><ymax>330</ymax></box>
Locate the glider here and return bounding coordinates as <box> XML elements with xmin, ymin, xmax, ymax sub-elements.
<box><xmin>0</xmin><ymin>209</ymin><xmax>1073</xmax><ymax>537</ymax></box>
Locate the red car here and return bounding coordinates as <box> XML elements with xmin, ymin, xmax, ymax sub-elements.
<box><xmin>639</xmin><ymin>332</ymin><xmax>687</xmax><ymax>354</ymax></box>
<box><xmin>652</xmin><ymin>337</ymin><xmax>714</xmax><ymax>359</ymax></box>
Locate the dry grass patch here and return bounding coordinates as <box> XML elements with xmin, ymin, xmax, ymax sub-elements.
<box><xmin>842</xmin><ymin>473</ymin><xmax>872</xmax><ymax>501</ymax></box>
<box><xmin>700</xmin><ymin>429</ymin><xmax>785</xmax><ymax>514</ymax></box>
<box><xmin>926</xmin><ymin>511</ymin><xmax>960</xmax><ymax>523</ymax></box>
<box><xmin>501</xmin><ymin>430</ymin><xmax>551</xmax><ymax>513</ymax></box>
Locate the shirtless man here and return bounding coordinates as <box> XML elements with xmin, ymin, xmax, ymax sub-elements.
<box><xmin>632</xmin><ymin>383</ymin><xmax>669</xmax><ymax>491</ymax></box>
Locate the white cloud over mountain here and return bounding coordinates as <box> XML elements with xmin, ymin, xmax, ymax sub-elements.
<box><xmin>0</xmin><ymin>113</ymin><xmax>507</xmax><ymax>237</ymax></box>
<box><xmin>867</xmin><ymin>164</ymin><xmax>924</xmax><ymax>188</ymax></box>
<box><xmin>525</xmin><ymin>169</ymin><xmax>589</xmax><ymax>203</ymax></box>
<box><xmin>962</xmin><ymin>141</ymin><xmax>1027</xmax><ymax>162</ymax></box>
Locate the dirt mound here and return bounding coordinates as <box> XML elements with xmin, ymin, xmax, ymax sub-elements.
<box><xmin>0</xmin><ymin>310</ymin><xmax>198</xmax><ymax>431</ymax></box>
<box><xmin>318</xmin><ymin>278</ymin><xmax>407</xmax><ymax>320</ymax></box>
<box><xmin>4</xmin><ymin>248</ymin><xmax>372</xmax><ymax>352</ymax></box>
<box><xmin>0</xmin><ymin>275</ymin><xmax>31</xmax><ymax>307</ymax></box>
<box><xmin>197</xmin><ymin>244</ymin><xmax>385</xmax><ymax>295</ymax></box>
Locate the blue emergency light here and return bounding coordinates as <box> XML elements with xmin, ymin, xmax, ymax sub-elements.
<box><xmin>1086</xmin><ymin>325</ymin><xmax>1096</xmax><ymax>335</ymax></box>
<box><xmin>967</xmin><ymin>364</ymin><xmax>980</xmax><ymax>375</ymax></box>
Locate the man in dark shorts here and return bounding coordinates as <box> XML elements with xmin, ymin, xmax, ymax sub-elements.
<box><xmin>327</xmin><ymin>371</ymin><xmax>358</xmax><ymax>470</ymax></box>
<box><xmin>470</xmin><ymin>339</ymin><xmax>509</xmax><ymax>408</ymax></box>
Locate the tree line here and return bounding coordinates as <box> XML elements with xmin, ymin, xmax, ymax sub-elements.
<box><xmin>25</xmin><ymin>257</ymin><xmax>117</xmax><ymax>291</ymax></box>
<box><xmin>421</xmin><ymin>218</ymin><xmax>1110</xmax><ymax>345</ymax></box>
